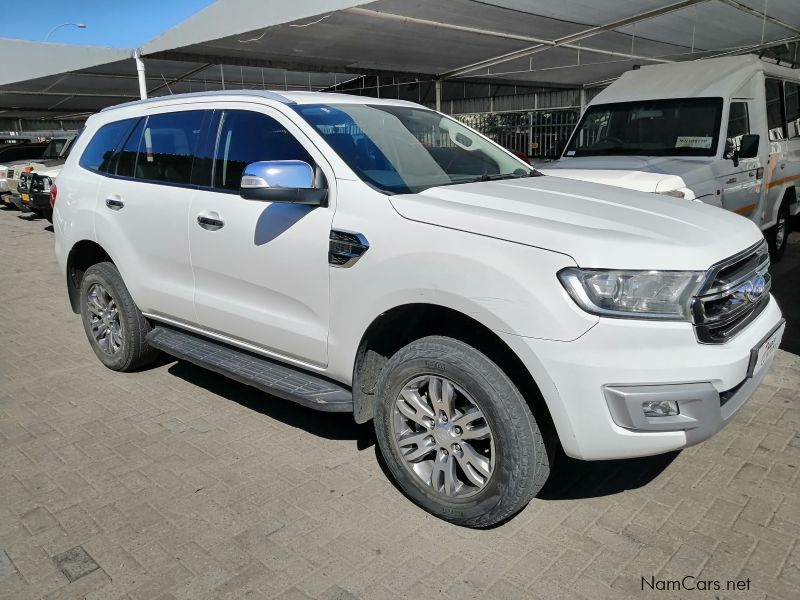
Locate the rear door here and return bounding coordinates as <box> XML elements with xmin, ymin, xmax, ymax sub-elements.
<box><xmin>188</xmin><ymin>105</ymin><xmax>334</xmax><ymax>366</ymax></box>
<box><xmin>93</xmin><ymin>108</ymin><xmax>209</xmax><ymax>322</ymax></box>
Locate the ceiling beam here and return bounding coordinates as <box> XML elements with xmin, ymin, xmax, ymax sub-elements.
<box><xmin>705</xmin><ymin>34</ymin><xmax>800</xmax><ymax>59</ymax></box>
<box><xmin>409</xmin><ymin>0</ymin><xmax>709</xmax><ymax>78</ymax></box>
<box><xmin>717</xmin><ymin>0</ymin><xmax>800</xmax><ymax>37</ymax></box>
<box><xmin>347</xmin><ymin>6</ymin><xmax>686</xmax><ymax>80</ymax></box>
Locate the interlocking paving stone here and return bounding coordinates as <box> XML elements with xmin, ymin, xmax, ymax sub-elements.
<box><xmin>51</xmin><ymin>546</ymin><xmax>101</xmax><ymax>582</ymax></box>
<box><xmin>0</xmin><ymin>209</ymin><xmax>799</xmax><ymax>599</ymax></box>
<box><xmin>0</xmin><ymin>548</ymin><xmax>17</xmax><ymax>577</ymax></box>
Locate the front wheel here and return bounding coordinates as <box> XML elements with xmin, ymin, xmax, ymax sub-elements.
<box><xmin>374</xmin><ymin>336</ymin><xmax>550</xmax><ymax>527</ymax></box>
<box><xmin>768</xmin><ymin>198</ymin><xmax>790</xmax><ymax>263</ymax></box>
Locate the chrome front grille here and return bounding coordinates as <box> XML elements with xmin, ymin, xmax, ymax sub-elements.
<box><xmin>692</xmin><ymin>240</ymin><xmax>770</xmax><ymax>344</ymax></box>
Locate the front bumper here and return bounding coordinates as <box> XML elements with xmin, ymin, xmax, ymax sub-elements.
<box><xmin>499</xmin><ymin>297</ymin><xmax>784</xmax><ymax>460</ymax></box>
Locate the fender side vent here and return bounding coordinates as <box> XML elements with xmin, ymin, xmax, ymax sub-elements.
<box><xmin>329</xmin><ymin>230</ymin><xmax>369</xmax><ymax>267</ymax></box>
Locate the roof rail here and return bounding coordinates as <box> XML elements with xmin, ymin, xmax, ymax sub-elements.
<box><xmin>100</xmin><ymin>89</ymin><xmax>295</xmax><ymax>112</ymax></box>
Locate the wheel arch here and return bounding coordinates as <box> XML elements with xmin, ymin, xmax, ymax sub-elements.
<box><xmin>66</xmin><ymin>240</ymin><xmax>114</xmax><ymax>313</ymax></box>
<box><xmin>351</xmin><ymin>303</ymin><xmax>556</xmax><ymax>440</ymax></box>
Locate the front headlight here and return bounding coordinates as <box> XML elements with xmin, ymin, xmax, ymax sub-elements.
<box><xmin>558</xmin><ymin>268</ymin><xmax>705</xmax><ymax>320</ymax></box>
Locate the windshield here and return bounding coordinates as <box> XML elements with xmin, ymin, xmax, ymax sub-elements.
<box><xmin>42</xmin><ymin>138</ymin><xmax>67</xmax><ymax>160</ymax></box>
<box><xmin>565</xmin><ymin>98</ymin><xmax>723</xmax><ymax>157</ymax></box>
<box><xmin>294</xmin><ymin>103</ymin><xmax>536</xmax><ymax>194</ymax></box>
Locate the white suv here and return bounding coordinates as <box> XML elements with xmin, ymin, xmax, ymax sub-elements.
<box><xmin>54</xmin><ymin>91</ymin><xmax>785</xmax><ymax>527</ymax></box>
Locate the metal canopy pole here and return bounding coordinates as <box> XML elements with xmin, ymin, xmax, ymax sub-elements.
<box><xmin>134</xmin><ymin>50</ymin><xmax>147</xmax><ymax>99</ymax></box>
<box><xmin>435</xmin><ymin>79</ymin><xmax>442</xmax><ymax>112</ymax></box>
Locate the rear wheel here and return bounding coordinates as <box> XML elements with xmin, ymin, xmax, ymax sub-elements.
<box><xmin>79</xmin><ymin>262</ymin><xmax>159</xmax><ymax>371</ymax></box>
<box><xmin>768</xmin><ymin>197</ymin><xmax>790</xmax><ymax>263</ymax></box>
<box><xmin>374</xmin><ymin>336</ymin><xmax>550</xmax><ymax>527</ymax></box>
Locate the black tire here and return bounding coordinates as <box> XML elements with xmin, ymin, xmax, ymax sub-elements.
<box><xmin>373</xmin><ymin>336</ymin><xmax>550</xmax><ymax>528</ymax></box>
<box><xmin>768</xmin><ymin>197</ymin><xmax>790</xmax><ymax>263</ymax></box>
<box><xmin>78</xmin><ymin>261</ymin><xmax>159</xmax><ymax>371</ymax></box>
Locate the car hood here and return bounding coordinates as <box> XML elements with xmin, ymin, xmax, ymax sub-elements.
<box><xmin>389</xmin><ymin>176</ymin><xmax>762</xmax><ymax>270</ymax></box>
<box><xmin>539</xmin><ymin>156</ymin><xmax>713</xmax><ymax>193</ymax></box>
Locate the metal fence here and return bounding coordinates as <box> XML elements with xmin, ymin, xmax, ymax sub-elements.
<box><xmin>456</xmin><ymin>108</ymin><xmax>579</xmax><ymax>160</ymax></box>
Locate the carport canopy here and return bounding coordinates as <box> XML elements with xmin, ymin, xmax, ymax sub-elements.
<box><xmin>1</xmin><ymin>0</ymin><xmax>798</xmax><ymax>124</ymax></box>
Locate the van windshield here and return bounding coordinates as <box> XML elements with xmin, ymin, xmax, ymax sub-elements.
<box><xmin>565</xmin><ymin>98</ymin><xmax>723</xmax><ymax>157</ymax></box>
<box><xmin>294</xmin><ymin>103</ymin><xmax>536</xmax><ymax>194</ymax></box>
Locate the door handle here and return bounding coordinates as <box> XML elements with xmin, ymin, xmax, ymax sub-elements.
<box><xmin>197</xmin><ymin>214</ymin><xmax>224</xmax><ymax>231</ymax></box>
<box><xmin>105</xmin><ymin>196</ymin><xmax>124</xmax><ymax>210</ymax></box>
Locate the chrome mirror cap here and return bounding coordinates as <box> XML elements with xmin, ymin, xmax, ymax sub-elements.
<box><xmin>239</xmin><ymin>160</ymin><xmax>326</xmax><ymax>206</ymax></box>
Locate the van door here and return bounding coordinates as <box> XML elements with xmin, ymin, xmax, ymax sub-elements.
<box><xmin>719</xmin><ymin>101</ymin><xmax>761</xmax><ymax>219</ymax></box>
<box><xmin>188</xmin><ymin>106</ymin><xmax>333</xmax><ymax>367</ymax></box>
<box><xmin>93</xmin><ymin>109</ymin><xmax>207</xmax><ymax>322</ymax></box>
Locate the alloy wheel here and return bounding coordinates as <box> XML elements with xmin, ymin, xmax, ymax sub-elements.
<box><xmin>86</xmin><ymin>283</ymin><xmax>123</xmax><ymax>355</ymax></box>
<box><xmin>391</xmin><ymin>374</ymin><xmax>495</xmax><ymax>498</ymax></box>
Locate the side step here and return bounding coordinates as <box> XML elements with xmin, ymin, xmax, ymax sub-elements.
<box><xmin>146</xmin><ymin>326</ymin><xmax>353</xmax><ymax>413</ymax></box>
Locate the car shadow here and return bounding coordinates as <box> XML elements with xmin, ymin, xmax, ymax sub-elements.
<box><xmin>770</xmin><ymin>231</ymin><xmax>800</xmax><ymax>357</ymax></box>
<box><xmin>44</xmin><ymin>225</ymin><xmax>54</xmax><ymax>232</ymax></box>
<box><xmin>537</xmin><ymin>447</ymin><xmax>679</xmax><ymax>500</ymax></box>
<box><xmin>165</xmin><ymin>359</ymin><xmax>376</xmax><ymax>448</ymax></box>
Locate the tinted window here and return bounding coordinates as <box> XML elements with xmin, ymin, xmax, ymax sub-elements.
<box><xmin>765</xmin><ymin>79</ymin><xmax>785</xmax><ymax>141</ymax></box>
<box><xmin>79</xmin><ymin>119</ymin><xmax>136</xmax><ymax>173</ymax></box>
<box><xmin>213</xmin><ymin>110</ymin><xmax>313</xmax><ymax>191</ymax></box>
<box><xmin>725</xmin><ymin>102</ymin><xmax>749</xmax><ymax>153</ymax></box>
<box><xmin>786</xmin><ymin>82</ymin><xmax>800</xmax><ymax>139</ymax></box>
<box><xmin>136</xmin><ymin>111</ymin><xmax>204</xmax><ymax>184</ymax></box>
<box><xmin>115</xmin><ymin>118</ymin><xmax>145</xmax><ymax>178</ymax></box>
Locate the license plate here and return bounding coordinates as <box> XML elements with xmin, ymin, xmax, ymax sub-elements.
<box><xmin>20</xmin><ymin>193</ymin><xmax>29</xmax><ymax>202</ymax></box>
<box><xmin>748</xmin><ymin>321</ymin><xmax>784</xmax><ymax>378</ymax></box>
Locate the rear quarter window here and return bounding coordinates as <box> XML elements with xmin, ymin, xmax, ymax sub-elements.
<box><xmin>79</xmin><ymin>119</ymin><xmax>137</xmax><ymax>173</ymax></box>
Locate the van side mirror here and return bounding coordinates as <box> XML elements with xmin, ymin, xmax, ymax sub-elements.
<box><xmin>738</xmin><ymin>134</ymin><xmax>759</xmax><ymax>159</ymax></box>
<box><xmin>239</xmin><ymin>160</ymin><xmax>327</xmax><ymax>206</ymax></box>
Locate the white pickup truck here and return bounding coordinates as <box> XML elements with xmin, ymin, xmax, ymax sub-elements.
<box><xmin>53</xmin><ymin>90</ymin><xmax>784</xmax><ymax>527</ymax></box>
<box><xmin>543</xmin><ymin>56</ymin><xmax>799</xmax><ymax>262</ymax></box>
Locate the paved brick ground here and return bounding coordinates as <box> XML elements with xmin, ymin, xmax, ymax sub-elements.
<box><xmin>1</xmin><ymin>206</ymin><xmax>799</xmax><ymax>600</ymax></box>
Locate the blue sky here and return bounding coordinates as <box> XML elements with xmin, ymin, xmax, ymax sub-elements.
<box><xmin>5</xmin><ymin>0</ymin><xmax>216</xmax><ymax>48</ymax></box>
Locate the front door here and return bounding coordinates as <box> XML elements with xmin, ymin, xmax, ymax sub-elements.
<box><xmin>188</xmin><ymin>106</ymin><xmax>333</xmax><ymax>367</ymax></box>
<box><xmin>719</xmin><ymin>100</ymin><xmax>762</xmax><ymax>219</ymax></box>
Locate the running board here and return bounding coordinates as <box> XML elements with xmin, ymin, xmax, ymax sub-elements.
<box><xmin>146</xmin><ymin>326</ymin><xmax>353</xmax><ymax>412</ymax></box>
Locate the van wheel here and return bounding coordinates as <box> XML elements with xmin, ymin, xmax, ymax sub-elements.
<box><xmin>373</xmin><ymin>336</ymin><xmax>550</xmax><ymax>528</ymax></box>
<box><xmin>768</xmin><ymin>198</ymin><xmax>790</xmax><ymax>263</ymax></box>
<box><xmin>78</xmin><ymin>262</ymin><xmax>159</xmax><ymax>371</ymax></box>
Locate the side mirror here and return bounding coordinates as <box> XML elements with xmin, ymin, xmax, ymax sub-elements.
<box><xmin>738</xmin><ymin>134</ymin><xmax>759</xmax><ymax>159</ymax></box>
<box><xmin>240</xmin><ymin>160</ymin><xmax>327</xmax><ymax>206</ymax></box>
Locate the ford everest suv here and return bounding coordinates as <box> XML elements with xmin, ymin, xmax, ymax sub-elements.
<box><xmin>53</xmin><ymin>91</ymin><xmax>785</xmax><ymax>527</ymax></box>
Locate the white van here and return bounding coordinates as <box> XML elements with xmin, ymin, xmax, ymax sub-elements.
<box><xmin>542</xmin><ymin>55</ymin><xmax>800</xmax><ymax>261</ymax></box>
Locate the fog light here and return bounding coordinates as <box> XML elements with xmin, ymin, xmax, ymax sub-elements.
<box><xmin>642</xmin><ymin>400</ymin><xmax>679</xmax><ymax>417</ymax></box>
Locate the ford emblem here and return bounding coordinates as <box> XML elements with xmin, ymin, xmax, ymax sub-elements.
<box><xmin>736</xmin><ymin>275</ymin><xmax>766</xmax><ymax>304</ymax></box>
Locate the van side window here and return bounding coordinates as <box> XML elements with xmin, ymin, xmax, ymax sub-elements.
<box><xmin>79</xmin><ymin>119</ymin><xmax>137</xmax><ymax>173</ymax></box>
<box><xmin>213</xmin><ymin>110</ymin><xmax>313</xmax><ymax>191</ymax></box>
<box><xmin>136</xmin><ymin>111</ymin><xmax>205</xmax><ymax>184</ymax></box>
<box><xmin>725</xmin><ymin>102</ymin><xmax>749</xmax><ymax>152</ymax></box>
<box><xmin>786</xmin><ymin>82</ymin><xmax>800</xmax><ymax>139</ymax></box>
<box><xmin>765</xmin><ymin>79</ymin><xmax>785</xmax><ymax>141</ymax></box>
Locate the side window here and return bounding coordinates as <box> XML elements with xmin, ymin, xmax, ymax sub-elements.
<box><xmin>725</xmin><ymin>102</ymin><xmax>749</xmax><ymax>152</ymax></box>
<box><xmin>79</xmin><ymin>119</ymin><xmax>136</xmax><ymax>173</ymax></box>
<box><xmin>213</xmin><ymin>110</ymin><xmax>313</xmax><ymax>191</ymax></box>
<box><xmin>115</xmin><ymin>118</ymin><xmax>145</xmax><ymax>178</ymax></box>
<box><xmin>786</xmin><ymin>82</ymin><xmax>800</xmax><ymax>139</ymax></box>
<box><xmin>136</xmin><ymin>111</ymin><xmax>204</xmax><ymax>184</ymax></box>
<box><xmin>765</xmin><ymin>78</ymin><xmax>785</xmax><ymax>141</ymax></box>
